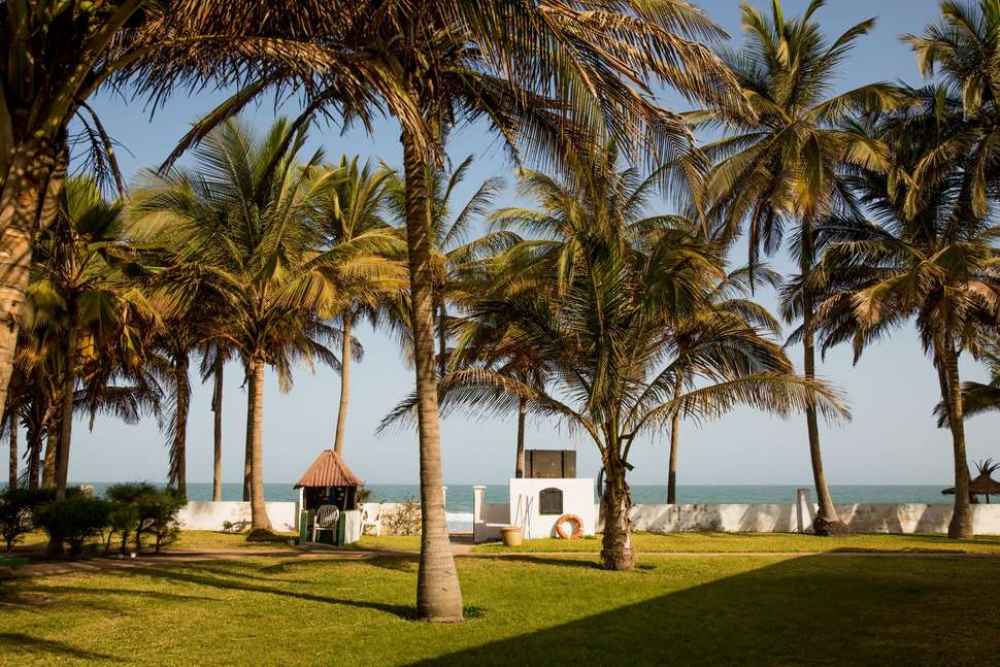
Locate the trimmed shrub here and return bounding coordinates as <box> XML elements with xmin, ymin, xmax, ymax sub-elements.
<box><xmin>136</xmin><ymin>491</ymin><xmax>184</xmax><ymax>553</ymax></box>
<box><xmin>0</xmin><ymin>488</ymin><xmax>54</xmax><ymax>553</ymax></box>
<box><xmin>34</xmin><ymin>497</ymin><xmax>112</xmax><ymax>558</ymax></box>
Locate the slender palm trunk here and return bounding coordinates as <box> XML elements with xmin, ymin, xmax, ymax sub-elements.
<box><xmin>170</xmin><ymin>350</ymin><xmax>190</xmax><ymax>498</ymax></box>
<box><xmin>211</xmin><ymin>355</ymin><xmax>224</xmax><ymax>502</ymax></box>
<box><xmin>437</xmin><ymin>302</ymin><xmax>448</xmax><ymax>378</ymax></box>
<box><xmin>42</xmin><ymin>424</ymin><xmax>58</xmax><ymax>489</ymax></box>
<box><xmin>515</xmin><ymin>398</ymin><xmax>526</xmax><ymax>479</ymax></box>
<box><xmin>667</xmin><ymin>410</ymin><xmax>680</xmax><ymax>505</ymax></box>
<box><xmin>27</xmin><ymin>424</ymin><xmax>41</xmax><ymax>491</ymax></box>
<box><xmin>0</xmin><ymin>142</ymin><xmax>66</xmax><ymax>424</ymax></box>
<box><xmin>801</xmin><ymin>289</ymin><xmax>841</xmax><ymax>534</ymax></box>
<box><xmin>600</xmin><ymin>444</ymin><xmax>635</xmax><ymax>570</ymax></box>
<box><xmin>242</xmin><ymin>404</ymin><xmax>252</xmax><ymax>502</ymax></box>
<box><xmin>246</xmin><ymin>356</ymin><xmax>271</xmax><ymax>531</ymax></box>
<box><xmin>939</xmin><ymin>338</ymin><xmax>973</xmax><ymax>539</ymax></box>
<box><xmin>8</xmin><ymin>420</ymin><xmax>17</xmax><ymax>490</ymax></box>
<box><xmin>54</xmin><ymin>310</ymin><xmax>79</xmax><ymax>501</ymax></box>
<box><xmin>333</xmin><ymin>312</ymin><xmax>352</xmax><ymax>456</ymax></box>
<box><xmin>403</xmin><ymin>127</ymin><xmax>463</xmax><ymax>622</ymax></box>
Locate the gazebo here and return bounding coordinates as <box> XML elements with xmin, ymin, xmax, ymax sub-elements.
<box><xmin>943</xmin><ymin>459</ymin><xmax>1000</xmax><ymax>504</ymax></box>
<box><xmin>295</xmin><ymin>449</ymin><xmax>363</xmax><ymax>512</ymax></box>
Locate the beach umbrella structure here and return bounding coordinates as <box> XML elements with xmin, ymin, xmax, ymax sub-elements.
<box><xmin>943</xmin><ymin>460</ymin><xmax>1000</xmax><ymax>504</ymax></box>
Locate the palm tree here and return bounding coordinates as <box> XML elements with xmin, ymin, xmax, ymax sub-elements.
<box><xmin>700</xmin><ymin>0</ymin><xmax>899</xmax><ymax>534</ymax></box>
<box><xmin>935</xmin><ymin>341</ymin><xmax>1000</xmax><ymax>425</ymax></box>
<box><xmin>311</xmin><ymin>157</ymin><xmax>406</xmax><ymax>456</ymax></box>
<box><xmin>199</xmin><ymin>342</ymin><xmax>232</xmax><ymax>502</ymax></box>
<box><xmin>816</xmin><ymin>93</ymin><xmax>1000</xmax><ymax>539</ymax></box>
<box><xmin>426</xmin><ymin>153</ymin><xmax>848</xmax><ymax>569</ymax></box>
<box><xmin>157</xmin><ymin>0</ymin><xmax>750</xmax><ymax>621</ymax></box>
<box><xmin>131</xmin><ymin>118</ymin><xmax>350</xmax><ymax>532</ymax></box>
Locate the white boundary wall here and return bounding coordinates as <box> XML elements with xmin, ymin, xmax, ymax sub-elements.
<box><xmin>178</xmin><ymin>501</ymin><xmax>299</xmax><ymax>532</ymax></box>
<box><xmin>626</xmin><ymin>502</ymin><xmax>1000</xmax><ymax>535</ymax></box>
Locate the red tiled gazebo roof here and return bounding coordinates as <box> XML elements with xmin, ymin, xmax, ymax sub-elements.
<box><xmin>294</xmin><ymin>450</ymin><xmax>363</xmax><ymax>489</ymax></box>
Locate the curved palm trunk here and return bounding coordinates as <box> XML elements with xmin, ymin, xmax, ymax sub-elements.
<box><xmin>939</xmin><ymin>339</ymin><xmax>973</xmax><ymax>539</ymax></box>
<box><xmin>0</xmin><ymin>142</ymin><xmax>66</xmax><ymax>423</ymax></box>
<box><xmin>600</xmin><ymin>446</ymin><xmax>635</xmax><ymax>570</ymax></box>
<box><xmin>802</xmin><ymin>292</ymin><xmax>841</xmax><ymax>534</ymax></box>
<box><xmin>27</xmin><ymin>425</ymin><xmax>41</xmax><ymax>491</ymax></box>
<box><xmin>246</xmin><ymin>357</ymin><xmax>271</xmax><ymax>531</ymax></box>
<box><xmin>169</xmin><ymin>350</ymin><xmax>190</xmax><ymax>498</ymax></box>
<box><xmin>8</xmin><ymin>420</ymin><xmax>17</xmax><ymax>490</ymax></box>
<box><xmin>211</xmin><ymin>356</ymin><xmax>224</xmax><ymax>502</ymax></box>
<box><xmin>333</xmin><ymin>312</ymin><xmax>352</xmax><ymax>456</ymax></box>
<box><xmin>403</xmin><ymin>128</ymin><xmax>463</xmax><ymax>622</ymax></box>
<box><xmin>515</xmin><ymin>398</ymin><xmax>526</xmax><ymax>479</ymax></box>
<box><xmin>667</xmin><ymin>410</ymin><xmax>680</xmax><ymax>505</ymax></box>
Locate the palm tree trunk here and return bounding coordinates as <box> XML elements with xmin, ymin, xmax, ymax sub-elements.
<box><xmin>242</xmin><ymin>403</ymin><xmax>252</xmax><ymax>502</ymax></box>
<box><xmin>515</xmin><ymin>398</ymin><xmax>526</xmax><ymax>479</ymax></box>
<box><xmin>212</xmin><ymin>355</ymin><xmax>224</xmax><ymax>502</ymax></box>
<box><xmin>246</xmin><ymin>356</ymin><xmax>271</xmax><ymax>532</ymax></box>
<box><xmin>600</xmin><ymin>446</ymin><xmax>635</xmax><ymax>570</ymax></box>
<box><xmin>667</xmin><ymin>410</ymin><xmax>680</xmax><ymax>505</ymax></box>
<box><xmin>27</xmin><ymin>423</ymin><xmax>41</xmax><ymax>491</ymax></box>
<box><xmin>42</xmin><ymin>424</ymin><xmax>58</xmax><ymax>489</ymax></box>
<box><xmin>801</xmin><ymin>293</ymin><xmax>841</xmax><ymax>534</ymax></box>
<box><xmin>0</xmin><ymin>141</ymin><xmax>66</xmax><ymax>427</ymax></box>
<box><xmin>438</xmin><ymin>302</ymin><xmax>448</xmax><ymax>378</ymax></box>
<box><xmin>402</xmin><ymin>127</ymin><xmax>463</xmax><ymax>622</ymax></box>
<box><xmin>170</xmin><ymin>350</ymin><xmax>190</xmax><ymax>498</ymax></box>
<box><xmin>54</xmin><ymin>310</ymin><xmax>79</xmax><ymax>501</ymax></box>
<box><xmin>8</xmin><ymin>419</ymin><xmax>17</xmax><ymax>490</ymax></box>
<box><xmin>333</xmin><ymin>311</ymin><xmax>352</xmax><ymax>456</ymax></box>
<box><xmin>939</xmin><ymin>338</ymin><xmax>973</xmax><ymax>539</ymax></box>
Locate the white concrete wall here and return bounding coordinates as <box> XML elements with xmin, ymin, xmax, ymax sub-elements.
<box><xmin>625</xmin><ymin>503</ymin><xmax>1000</xmax><ymax>535</ymax></box>
<box><xmin>177</xmin><ymin>501</ymin><xmax>299</xmax><ymax>532</ymax></box>
<box><xmin>509</xmin><ymin>478</ymin><xmax>597</xmax><ymax>539</ymax></box>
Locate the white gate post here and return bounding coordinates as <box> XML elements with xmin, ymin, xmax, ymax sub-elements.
<box><xmin>473</xmin><ymin>485</ymin><xmax>486</xmax><ymax>543</ymax></box>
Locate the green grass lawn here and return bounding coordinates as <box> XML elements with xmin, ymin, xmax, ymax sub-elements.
<box><xmin>2</xmin><ymin>549</ymin><xmax>1000</xmax><ymax>665</ymax></box>
<box><xmin>473</xmin><ymin>531</ymin><xmax>1000</xmax><ymax>554</ymax></box>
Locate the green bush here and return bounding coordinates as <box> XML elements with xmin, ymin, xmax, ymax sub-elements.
<box><xmin>34</xmin><ymin>497</ymin><xmax>112</xmax><ymax>557</ymax></box>
<box><xmin>0</xmin><ymin>488</ymin><xmax>54</xmax><ymax>552</ymax></box>
<box><xmin>136</xmin><ymin>490</ymin><xmax>184</xmax><ymax>553</ymax></box>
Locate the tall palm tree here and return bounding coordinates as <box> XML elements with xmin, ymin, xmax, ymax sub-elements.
<box><xmin>157</xmin><ymin>0</ymin><xmax>750</xmax><ymax>622</ymax></box>
<box><xmin>424</xmin><ymin>153</ymin><xmax>848</xmax><ymax>569</ymax></box>
<box><xmin>816</xmin><ymin>93</ymin><xmax>1000</xmax><ymax>539</ymax></box>
<box><xmin>0</xmin><ymin>0</ymin><xmax>325</xmax><ymax>419</ymax></box>
<box><xmin>700</xmin><ymin>0</ymin><xmax>898</xmax><ymax>534</ymax></box>
<box><xmin>131</xmin><ymin>118</ymin><xmax>352</xmax><ymax>532</ymax></box>
<box><xmin>311</xmin><ymin>157</ymin><xmax>406</xmax><ymax>456</ymax></box>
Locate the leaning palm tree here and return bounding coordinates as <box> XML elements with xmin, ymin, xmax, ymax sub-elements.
<box><xmin>130</xmin><ymin>118</ymin><xmax>352</xmax><ymax>533</ymax></box>
<box><xmin>700</xmin><ymin>0</ymin><xmax>899</xmax><ymax>534</ymax></box>
<box><xmin>311</xmin><ymin>157</ymin><xmax>407</xmax><ymax>456</ymax></box>
<box><xmin>394</xmin><ymin>153</ymin><xmax>848</xmax><ymax>570</ymax></box>
<box><xmin>816</xmin><ymin>93</ymin><xmax>1000</xmax><ymax>539</ymax></box>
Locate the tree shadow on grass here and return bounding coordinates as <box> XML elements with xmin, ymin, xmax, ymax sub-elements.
<box><xmin>0</xmin><ymin>633</ymin><xmax>115</xmax><ymax>661</ymax></box>
<box><xmin>127</xmin><ymin>562</ymin><xmax>417</xmax><ymax>620</ymax></box>
<box><xmin>410</xmin><ymin>554</ymin><xmax>1000</xmax><ymax>666</ymax></box>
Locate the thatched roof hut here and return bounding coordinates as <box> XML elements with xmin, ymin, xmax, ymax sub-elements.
<box><xmin>295</xmin><ymin>450</ymin><xmax>363</xmax><ymax>511</ymax></box>
<box><xmin>943</xmin><ymin>459</ymin><xmax>1000</xmax><ymax>503</ymax></box>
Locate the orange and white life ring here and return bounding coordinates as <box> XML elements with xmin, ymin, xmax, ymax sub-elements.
<box><xmin>554</xmin><ymin>514</ymin><xmax>583</xmax><ymax>540</ymax></box>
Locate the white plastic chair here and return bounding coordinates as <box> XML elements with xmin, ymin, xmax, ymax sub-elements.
<box><xmin>312</xmin><ymin>505</ymin><xmax>340</xmax><ymax>543</ymax></box>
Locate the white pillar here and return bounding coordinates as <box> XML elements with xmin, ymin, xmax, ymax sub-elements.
<box><xmin>442</xmin><ymin>485</ymin><xmax>447</xmax><ymax>509</ymax></box>
<box><xmin>473</xmin><ymin>485</ymin><xmax>486</xmax><ymax>543</ymax></box>
<box><xmin>795</xmin><ymin>488</ymin><xmax>812</xmax><ymax>533</ymax></box>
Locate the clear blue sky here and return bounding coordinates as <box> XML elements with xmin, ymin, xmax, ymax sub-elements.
<box><xmin>11</xmin><ymin>0</ymin><xmax>997</xmax><ymax>489</ymax></box>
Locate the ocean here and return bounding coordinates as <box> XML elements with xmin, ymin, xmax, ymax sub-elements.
<box><xmin>71</xmin><ymin>482</ymin><xmax>953</xmax><ymax>532</ymax></box>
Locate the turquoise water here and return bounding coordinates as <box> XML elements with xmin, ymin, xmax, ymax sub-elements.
<box><xmin>71</xmin><ymin>482</ymin><xmax>952</xmax><ymax>513</ymax></box>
